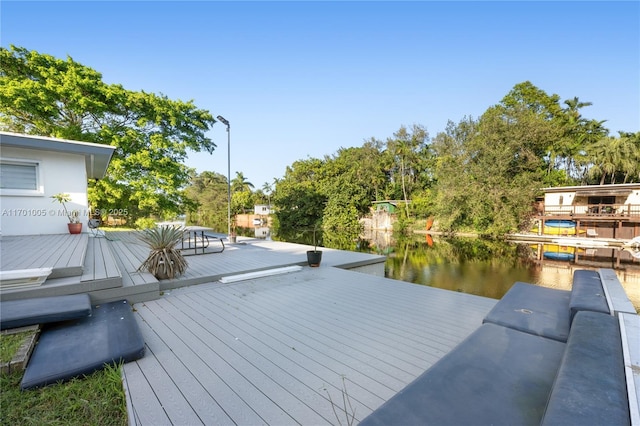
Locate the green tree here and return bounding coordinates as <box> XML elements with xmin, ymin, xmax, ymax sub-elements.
<box><xmin>432</xmin><ymin>82</ymin><xmax>560</xmax><ymax>235</ymax></box>
<box><xmin>261</xmin><ymin>181</ymin><xmax>273</xmax><ymax>206</ymax></box>
<box><xmin>231</xmin><ymin>171</ymin><xmax>254</xmax><ymax>193</ymax></box>
<box><xmin>272</xmin><ymin>158</ymin><xmax>327</xmax><ymax>240</ymax></box>
<box><xmin>555</xmin><ymin>97</ymin><xmax>608</xmax><ymax>182</ymax></box>
<box><xmin>0</xmin><ymin>46</ymin><xmax>217</xmax><ymax>222</ymax></box>
<box><xmin>431</xmin><ymin>117</ymin><xmax>478</xmax><ymax>231</ymax></box>
<box><xmin>385</xmin><ymin>125</ymin><xmax>430</xmax><ymax>216</ymax></box>
<box><xmin>184</xmin><ymin>171</ymin><xmax>228</xmax><ymax>231</ymax></box>
<box><xmin>587</xmin><ymin>132</ymin><xmax>640</xmax><ymax>184</ymax></box>
<box><xmin>231</xmin><ymin>190</ymin><xmax>253</xmax><ymax>215</ymax></box>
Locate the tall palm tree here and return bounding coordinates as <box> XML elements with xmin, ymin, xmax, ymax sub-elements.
<box><xmin>557</xmin><ymin>97</ymin><xmax>608</xmax><ymax>180</ymax></box>
<box><xmin>618</xmin><ymin>132</ymin><xmax>640</xmax><ymax>183</ymax></box>
<box><xmin>262</xmin><ymin>182</ymin><xmax>273</xmax><ymax>206</ymax></box>
<box><xmin>588</xmin><ymin>137</ymin><xmax>622</xmax><ymax>184</ymax></box>
<box><xmin>231</xmin><ymin>171</ymin><xmax>254</xmax><ymax>192</ymax></box>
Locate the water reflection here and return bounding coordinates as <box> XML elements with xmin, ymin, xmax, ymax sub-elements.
<box><xmin>366</xmin><ymin>231</ymin><xmax>640</xmax><ymax>311</ymax></box>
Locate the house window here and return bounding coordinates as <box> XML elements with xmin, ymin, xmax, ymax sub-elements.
<box><xmin>588</xmin><ymin>196</ymin><xmax>615</xmax><ymax>205</ymax></box>
<box><xmin>0</xmin><ymin>159</ymin><xmax>43</xmax><ymax>195</ymax></box>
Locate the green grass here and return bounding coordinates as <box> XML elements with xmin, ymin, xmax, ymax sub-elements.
<box><xmin>0</xmin><ymin>331</ymin><xmax>32</xmax><ymax>363</ymax></box>
<box><xmin>0</xmin><ymin>363</ymin><xmax>128</xmax><ymax>425</ymax></box>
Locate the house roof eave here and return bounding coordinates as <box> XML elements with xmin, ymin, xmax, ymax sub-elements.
<box><xmin>0</xmin><ymin>132</ymin><xmax>115</xmax><ymax>179</ymax></box>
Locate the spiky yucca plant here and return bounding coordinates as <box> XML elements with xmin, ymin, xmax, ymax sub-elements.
<box><xmin>137</xmin><ymin>226</ymin><xmax>188</xmax><ymax>279</ymax></box>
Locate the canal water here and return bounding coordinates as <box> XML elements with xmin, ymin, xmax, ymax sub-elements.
<box><xmin>363</xmin><ymin>231</ymin><xmax>640</xmax><ymax>311</ymax></box>
<box><xmin>261</xmin><ymin>226</ymin><xmax>639</xmax><ymax>311</ymax></box>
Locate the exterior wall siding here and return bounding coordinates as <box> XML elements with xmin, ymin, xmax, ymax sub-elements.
<box><xmin>1</xmin><ymin>147</ymin><xmax>88</xmax><ymax>236</ymax></box>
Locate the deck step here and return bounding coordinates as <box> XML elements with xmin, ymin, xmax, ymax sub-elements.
<box><xmin>93</xmin><ymin>238</ymin><xmax>160</xmax><ymax>304</ymax></box>
<box><xmin>0</xmin><ymin>236</ymin><xmax>124</xmax><ymax>302</ymax></box>
<box><xmin>81</xmin><ymin>237</ymin><xmax>122</xmax><ymax>284</ymax></box>
<box><xmin>0</xmin><ymin>234</ymin><xmax>88</xmax><ymax>280</ymax></box>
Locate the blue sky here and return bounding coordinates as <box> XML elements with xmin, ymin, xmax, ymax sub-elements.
<box><xmin>2</xmin><ymin>1</ymin><xmax>639</xmax><ymax>189</ymax></box>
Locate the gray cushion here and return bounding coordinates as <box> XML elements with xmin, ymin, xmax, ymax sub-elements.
<box><xmin>0</xmin><ymin>294</ymin><xmax>92</xmax><ymax>330</ymax></box>
<box><xmin>569</xmin><ymin>270</ymin><xmax>609</xmax><ymax>322</ymax></box>
<box><xmin>541</xmin><ymin>311</ymin><xmax>629</xmax><ymax>426</ymax></box>
<box><xmin>483</xmin><ymin>282</ymin><xmax>571</xmax><ymax>342</ymax></box>
<box><xmin>360</xmin><ymin>323</ymin><xmax>566</xmax><ymax>426</ymax></box>
<box><xmin>21</xmin><ymin>300</ymin><xmax>145</xmax><ymax>390</ymax></box>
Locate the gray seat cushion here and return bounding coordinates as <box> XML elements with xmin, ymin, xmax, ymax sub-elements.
<box><xmin>541</xmin><ymin>311</ymin><xmax>629</xmax><ymax>426</ymax></box>
<box><xmin>483</xmin><ymin>282</ymin><xmax>571</xmax><ymax>342</ymax></box>
<box><xmin>569</xmin><ymin>270</ymin><xmax>609</xmax><ymax>321</ymax></box>
<box><xmin>21</xmin><ymin>300</ymin><xmax>145</xmax><ymax>389</ymax></box>
<box><xmin>360</xmin><ymin>323</ymin><xmax>566</xmax><ymax>426</ymax></box>
<box><xmin>0</xmin><ymin>294</ymin><xmax>92</xmax><ymax>330</ymax></box>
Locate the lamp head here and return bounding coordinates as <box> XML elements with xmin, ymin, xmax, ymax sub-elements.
<box><xmin>217</xmin><ymin>115</ymin><xmax>230</xmax><ymax>127</ymax></box>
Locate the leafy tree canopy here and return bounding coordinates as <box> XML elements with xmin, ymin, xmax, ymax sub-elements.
<box><xmin>0</xmin><ymin>45</ymin><xmax>217</xmax><ymax>221</ymax></box>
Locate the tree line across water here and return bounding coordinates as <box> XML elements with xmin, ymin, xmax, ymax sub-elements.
<box><xmin>1</xmin><ymin>45</ymin><xmax>638</xmax><ymax>243</ymax></box>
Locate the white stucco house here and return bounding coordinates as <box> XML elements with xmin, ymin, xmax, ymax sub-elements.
<box><xmin>254</xmin><ymin>204</ymin><xmax>272</xmax><ymax>216</ymax></box>
<box><xmin>0</xmin><ymin>132</ymin><xmax>115</xmax><ymax>236</ymax></box>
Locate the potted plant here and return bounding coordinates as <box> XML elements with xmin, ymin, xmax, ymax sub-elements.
<box><xmin>306</xmin><ymin>222</ymin><xmax>323</xmax><ymax>267</ymax></box>
<box><xmin>51</xmin><ymin>193</ymin><xmax>82</xmax><ymax>234</ymax></box>
<box><xmin>137</xmin><ymin>225</ymin><xmax>188</xmax><ymax>280</ymax></box>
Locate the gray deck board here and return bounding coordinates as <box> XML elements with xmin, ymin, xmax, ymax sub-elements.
<box><xmin>194</xmin><ymin>291</ymin><xmax>399</xmax><ymax>408</ymax></box>
<box><xmin>172</xmin><ymin>287</ymin><xmax>381</xmax><ymax>419</ymax></box>
<box><xmin>122</xmin><ymin>359</ymin><xmax>172</xmax><ymax>425</ymax></box>
<box><xmin>135</xmin><ymin>317</ymin><xmax>235</xmax><ymax>425</ymax></box>
<box><xmin>211</xmin><ymin>282</ymin><xmax>413</xmax><ymax>395</ymax></box>
<box><xmin>124</xmin><ymin>267</ymin><xmax>497</xmax><ymax>425</ymax></box>
<box><xmin>108</xmin><ymin>239</ymin><xmax>157</xmax><ymax>287</ymax></box>
<box><xmin>0</xmin><ymin>234</ymin><xmax>87</xmax><ymax>277</ymax></box>
<box><xmin>147</xmin><ymin>299</ymin><xmax>332</xmax><ymax>424</ymax></box>
<box><xmin>136</xmin><ymin>302</ymin><xmax>272</xmax><ymax>425</ymax></box>
<box><xmin>229</xmin><ymin>279</ymin><xmax>440</xmax><ymax>372</ymax></box>
<box><xmin>166</xmin><ymin>295</ymin><xmax>341</xmax><ymax>422</ymax></box>
<box><xmin>81</xmin><ymin>237</ymin><xmax>121</xmax><ymax>282</ymax></box>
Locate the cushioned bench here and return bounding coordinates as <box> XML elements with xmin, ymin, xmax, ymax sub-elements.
<box><xmin>483</xmin><ymin>270</ymin><xmax>610</xmax><ymax>342</ymax></box>
<box><xmin>361</xmin><ymin>269</ymin><xmax>632</xmax><ymax>426</ymax></box>
<box><xmin>542</xmin><ymin>311</ymin><xmax>629</xmax><ymax>425</ymax></box>
<box><xmin>360</xmin><ymin>311</ymin><xmax>630</xmax><ymax>426</ymax></box>
<box><xmin>482</xmin><ymin>282</ymin><xmax>571</xmax><ymax>342</ymax></box>
<box><xmin>569</xmin><ymin>270</ymin><xmax>609</xmax><ymax>321</ymax></box>
<box><xmin>359</xmin><ymin>323</ymin><xmax>566</xmax><ymax>425</ymax></box>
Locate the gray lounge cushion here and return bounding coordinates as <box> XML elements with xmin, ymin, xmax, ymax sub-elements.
<box><xmin>360</xmin><ymin>323</ymin><xmax>566</xmax><ymax>426</ymax></box>
<box><xmin>569</xmin><ymin>270</ymin><xmax>609</xmax><ymax>321</ymax></box>
<box><xmin>0</xmin><ymin>294</ymin><xmax>92</xmax><ymax>330</ymax></box>
<box><xmin>21</xmin><ymin>300</ymin><xmax>145</xmax><ymax>389</ymax></box>
<box><xmin>541</xmin><ymin>311</ymin><xmax>630</xmax><ymax>426</ymax></box>
<box><xmin>483</xmin><ymin>282</ymin><xmax>571</xmax><ymax>342</ymax></box>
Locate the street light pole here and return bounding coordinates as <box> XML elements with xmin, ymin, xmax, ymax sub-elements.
<box><xmin>216</xmin><ymin>115</ymin><xmax>231</xmax><ymax>239</ymax></box>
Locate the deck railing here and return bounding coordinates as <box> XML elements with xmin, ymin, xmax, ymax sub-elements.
<box><xmin>544</xmin><ymin>204</ymin><xmax>640</xmax><ymax>218</ymax></box>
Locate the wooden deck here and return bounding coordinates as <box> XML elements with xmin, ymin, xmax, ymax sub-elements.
<box><xmin>2</xmin><ymin>232</ymin><xmax>638</xmax><ymax>424</ymax></box>
<box><xmin>123</xmin><ymin>266</ymin><xmax>497</xmax><ymax>425</ymax></box>
<box><xmin>0</xmin><ymin>233</ymin><xmax>88</xmax><ymax>278</ymax></box>
<box><xmin>0</xmin><ymin>234</ymin><xmax>123</xmax><ymax>301</ymax></box>
<box><xmin>0</xmin><ymin>231</ymin><xmax>388</xmax><ymax>304</ymax></box>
